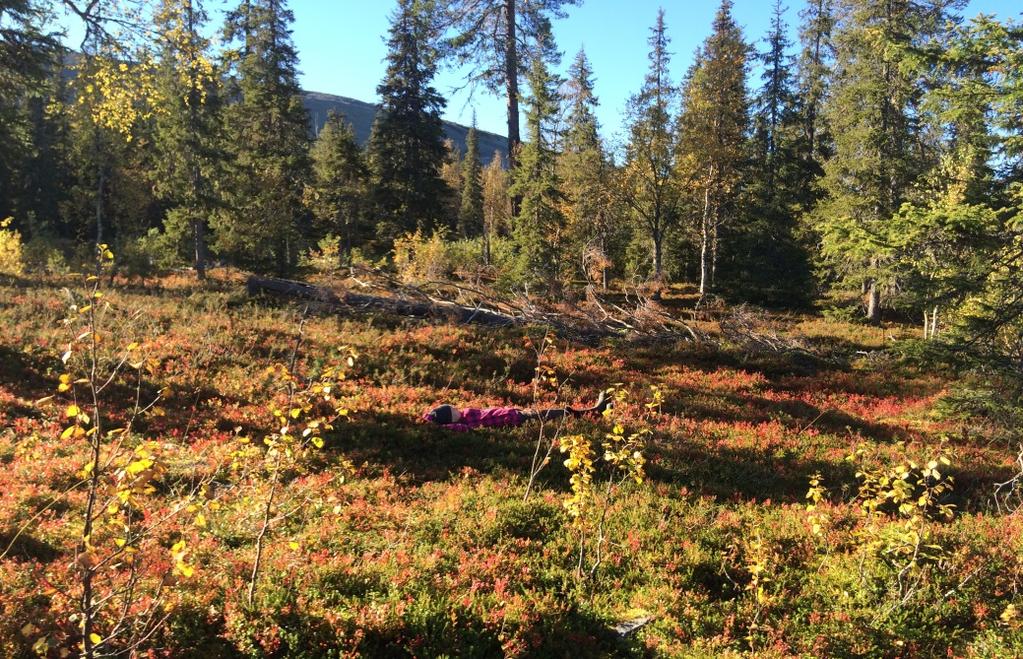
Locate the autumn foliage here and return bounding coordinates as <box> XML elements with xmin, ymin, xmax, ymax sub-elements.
<box><xmin>1</xmin><ymin>269</ymin><xmax>1021</xmax><ymax>656</ymax></box>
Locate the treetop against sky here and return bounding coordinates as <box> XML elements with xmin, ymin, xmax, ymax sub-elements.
<box><xmin>56</xmin><ymin>0</ymin><xmax>1022</xmax><ymax>139</ymax></box>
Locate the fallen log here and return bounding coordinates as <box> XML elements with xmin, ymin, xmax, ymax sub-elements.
<box><xmin>246</xmin><ymin>276</ymin><xmax>341</xmax><ymax>304</ymax></box>
<box><xmin>247</xmin><ymin>275</ymin><xmax>519</xmax><ymax>328</ymax></box>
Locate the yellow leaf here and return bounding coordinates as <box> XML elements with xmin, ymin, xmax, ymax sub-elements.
<box><xmin>89</xmin><ymin>633</ymin><xmax>101</xmax><ymax>645</ymax></box>
<box><xmin>194</xmin><ymin>513</ymin><xmax>207</xmax><ymax>528</ymax></box>
<box><xmin>176</xmin><ymin>562</ymin><xmax>194</xmax><ymax>578</ymax></box>
<box><xmin>289</xmin><ymin>408</ymin><xmax>301</xmax><ymax>419</ymax></box>
<box><xmin>65</xmin><ymin>404</ymin><xmax>80</xmax><ymax>418</ymax></box>
<box><xmin>126</xmin><ymin>458</ymin><xmax>153</xmax><ymax>476</ymax></box>
<box><xmin>288</xmin><ymin>541</ymin><xmax>300</xmax><ymax>550</ymax></box>
<box><xmin>60</xmin><ymin>425</ymin><xmax>77</xmax><ymax>440</ymax></box>
<box><xmin>171</xmin><ymin>539</ymin><xmax>186</xmax><ymax>554</ymax></box>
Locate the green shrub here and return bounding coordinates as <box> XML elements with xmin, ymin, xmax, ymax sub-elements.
<box><xmin>21</xmin><ymin>236</ymin><xmax>70</xmax><ymax>275</ymax></box>
<box><xmin>116</xmin><ymin>228</ymin><xmax>182</xmax><ymax>279</ymax></box>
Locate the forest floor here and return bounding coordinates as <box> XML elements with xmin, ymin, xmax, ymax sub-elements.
<box><xmin>1</xmin><ymin>271</ymin><xmax>1021</xmax><ymax>657</ymax></box>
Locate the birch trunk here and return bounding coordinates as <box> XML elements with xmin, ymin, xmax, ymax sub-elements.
<box><xmin>865</xmin><ymin>280</ymin><xmax>881</xmax><ymax>323</ymax></box>
<box><xmin>699</xmin><ymin>180</ymin><xmax>712</xmax><ymax>296</ymax></box>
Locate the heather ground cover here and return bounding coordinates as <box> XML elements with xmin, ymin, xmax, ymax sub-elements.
<box><xmin>1</xmin><ymin>273</ymin><xmax>1021</xmax><ymax>657</ymax></box>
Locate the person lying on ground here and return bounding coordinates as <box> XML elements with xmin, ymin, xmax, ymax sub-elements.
<box><xmin>422</xmin><ymin>392</ymin><xmax>611</xmax><ymax>432</ymax></box>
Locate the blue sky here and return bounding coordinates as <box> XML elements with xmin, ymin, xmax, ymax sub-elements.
<box><xmin>57</xmin><ymin>0</ymin><xmax>1022</xmax><ymax>141</ymax></box>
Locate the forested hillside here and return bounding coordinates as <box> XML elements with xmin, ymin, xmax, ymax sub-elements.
<box><xmin>1</xmin><ymin>0</ymin><xmax>1022</xmax><ymax>656</ymax></box>
<box><xmin>303</xmin><ymin>91</ymin><xmax>508</xmax><ymax>163</ymax></box>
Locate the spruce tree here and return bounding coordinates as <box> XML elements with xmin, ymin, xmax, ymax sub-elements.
<box><xmin>817</xmin><ymin>0</ymin><xmax>953</xmax><ymax>321</ymax></box>
<box><xmin>458</xmin><ymin>116</ymin><xmax>484</xmax><ymax>239</ymax></box>
<box><xmin>152</xmin><ymin>0</ymin><xmax>222</xmax><ymax>280</ymax></box>
<box><xmin>305</xmin><ymin>111</ymin><xmax>369</xmax><ymax>266</ymax></box>
<box><xmin>560</xmin><ymin>48</ymin><xmax>615</xmax><ymax>289</ymax></box>
<box><xmin>21</xmin><ymin>68</ymin><xmax>74</xmax><ymax>240</ymax></box>
<box><xmin>870</xmin><ymin>13</ymin><xmax>1010</xmax><ymax>339</ymax></box>
<box><xmin>621</xmin><ymin>9</ymin><xmax>681</xmax><ymax>283</ymax></box>
<box><xmin>0</xmin><ymin>0</ymin><xmax>59</xmax><ymax>225</ymax></box>
<box><xmin>510</xmin><ymin>54</ymin><xmax>564</xmax><ymax>290</ymax></box>
<box><xmin>796</xmin><ymin>0</ymin><xmax>835</xmax><ymax>171</ymax></box>
<box><xmin>753</xmin><ymin>1</ymin><xmax>797</xmax><ymax>184</ymax></box>
<box><xmin>217</xmin><ymin>0</ymin><xmax>311</xmax><ymax>275</ymax></box>
<box><xmin>676</xmin><ymin>0</ymin><xmax>750</xmax><ymax>297</ymax></box>
<box><xmin>367</xmin><ymin>0</ymin><xmax>449</xmax><ymax>244</ymax></box>
<box><xmin>728</xmin><ymin>0</ymin><xmax>813</xmax><ymax>306</ymax></box>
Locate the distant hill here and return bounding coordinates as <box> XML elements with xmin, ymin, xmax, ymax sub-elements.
<box><xmin>302</xmin><ymin>91</ymin><xmax>508</xmax><ymax>165</ymax></box>
<box><xmin>58</xmin><ymin>54</ymin><xmax>504</xmax><ymax>164</ymax></box>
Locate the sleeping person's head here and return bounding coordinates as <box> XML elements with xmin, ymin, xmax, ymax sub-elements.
<box><xmin>426</xmin><ymin>404</ymin><xmax>461</xmax><ymax>425</ymax></box>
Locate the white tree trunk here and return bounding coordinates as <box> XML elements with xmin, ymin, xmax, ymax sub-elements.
<box><xmin>865</xmin><ymin>280</ymin><xmax>880</xmax><ymax>323</ymax></box>
<box><xmin>699</xmin><ymin>183</ymin><xmax>712</xmax><ymax>297</ymax></box>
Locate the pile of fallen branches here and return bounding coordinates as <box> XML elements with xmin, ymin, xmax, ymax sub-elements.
<box><xmin>585</xmin><ymin>286</ymin><xmax>706</xmax><ymax>344</ymax></box>
<box><xmin>717</xmin><ymin>304</ymin><xmax>812</xmax><ymax>355</ymax></box>
<box><xmin>994</xmin><ymin>444</ymin><xmax>1023</xmax><ymax>515</ymax></box>
<box><xmin>246</xmin><ymin>267</ymin><xmax>707</xmax><ymax>346</ymax></box>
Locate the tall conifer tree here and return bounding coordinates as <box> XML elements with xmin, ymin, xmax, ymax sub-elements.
<box><xmin>560</xmin><ymin>48</ymin><xmax>615</xmax><ymax>288</ymax></box>
<box><xmin>510</xmin><ymin>53</ymin><xmax>564</xmax><ymax>290</ymax></box>
<box><xmin>306</xmin><ymin>111</ymin><xmax>369</xmax><ymax>266</ymax></box>
<box><xmin>818</xmin><ymin>0</ymin><xmax>954</xmax><ymax>321</ymax></box>
<box><xmin>152</xmin><ymin>0</ymin><xmax>222</xmax><ymax>280</ymax></box>
<box><xmin>728</xmin><ymin>0</ymin><xmax>813</xmax><ymax>305</ymax></box>
<box><xmin>677</xmin><ymin>0</ymin><xmax>750</xmax><ymax>296</ymax></box>
<box><xmin>0</xmin><ymin>0</ymin><xmax>59</xmax><ymax>225</ymax></box>
<box><xmin>796</xmin><ymin>0</ymin><xmax>835</xmax><ymax>171</ymax></box>
<box><xmin>368</xmin><ymin>0</ymin><xmax>449</xmax><ymax>243</ymax></box>
<box><xmin>621</xmin><ymin>9</ymin><xmax>681</xmax><ymax>283</ymax></box>
<box><xmin>458</xmin><ymin>116</ymin><xmax>484</xmax><ymax>239</ymax></box>
<box><xmin>217</xmin><ymin>0</ymin><xmax>311</xmax><ymax>275</ymax></box>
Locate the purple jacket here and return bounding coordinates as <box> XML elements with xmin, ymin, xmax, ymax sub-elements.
<box><xmin>423</xmin><ymin>406</ymin><xmax>526</xmax><ymax>432</ymax></box>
